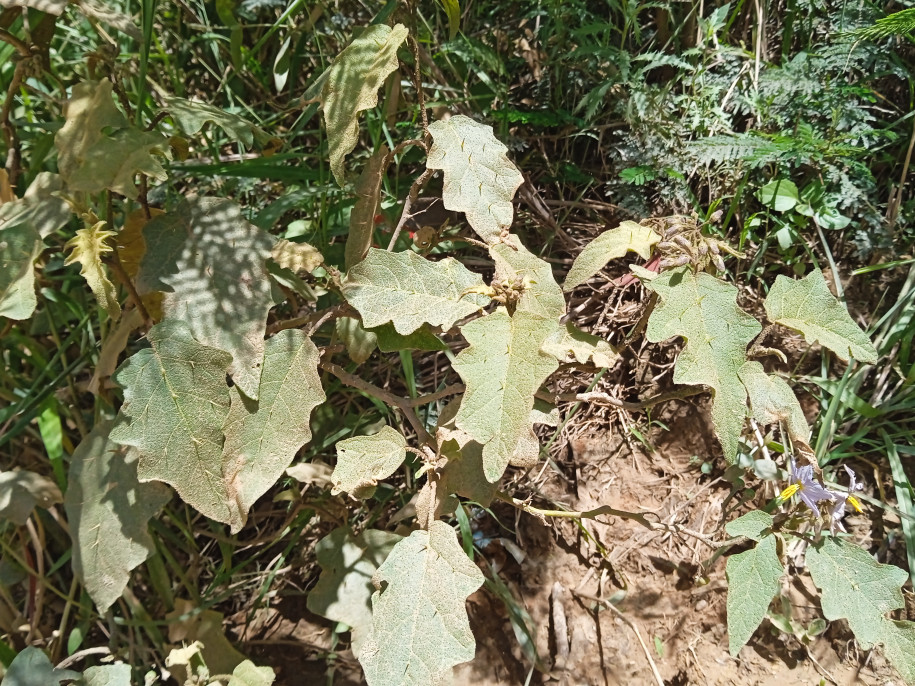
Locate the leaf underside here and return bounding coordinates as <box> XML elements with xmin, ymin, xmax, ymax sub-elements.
<box><xmin>331</xmin><ymin>425</ymin><xmax>407</xmax><ymax>498</ymax></box>
<box><xmin>0</xmin><ymin>469</ymin><xmax>62</xmax><ymax>525</ymax></box>
<box><xmin>738</xmin><ymin>361</ymin><xmax>810</xmax><ymax>444</ymax></box>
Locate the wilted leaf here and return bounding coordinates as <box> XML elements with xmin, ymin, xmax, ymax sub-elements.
<box><xmin>738</xmin><ymin>361</ymin><xmax>809</xmax><ymax>444</ymax></box>
<box><xmin>0</xmin><ymin>470</ymin><xmax>62</xmax><ymax>524</ymax></box>
<box><xmin>331</xmin><ymin>426</ymin><xmax>407</xmax><ymax>498</ymax></box>
<box><xmin>453</xmin><ymin>309</ymin><xmax>559</xmax><ymax>482</ymax></box>
<box><xmin>563</xmin><ymin>220</ymin><xmax>661</xmax><ymax>291</ymax></box>
<box><xmin>65</xmin><ymin>221</ymin><xmax>121</xmax><ymax>321</ymax></box>
<box><xmin>0</xmin><ymin>172</ymin><xmax>71</xmax><ymax>239</ymax></box>
<box><xmin>80</xmin><ymin>663</ymin><xmax>132</xmax><ymax>686</ymax></box>
<box><xmin>1</xmin><ymin>646</ymin><xmax>79</xmax><ymax>686</ymax></box>
<box><xmin>270</xmin><ymin>239</ymin><xmax>323</xmax><ymax>274</ymax></box>
<box><xmin>137</xmin><ymin>196</ymin><xmax>275</xmax><ymax>399</ymax></box>
<box><xmin>726</xmin><ymin>533</ymin><xmax>783</xmax><ymax>656</ymax></box>
<box><xmin>318</xmin><ymin>23</ymin><xmax>408</xmax><ymax>184</ymax></box>
<box><xmin>66</xmin><ymin>420</ymin><xmax>170</xmax><ymax>613</ymax></box>
<box><xmin>645</xmin><ymin>268</ymin><xmax>761</xmax><ymax>461</ymax></box>
<box><xmin>285</xmin><ymin>461</ymin><xmax>333</xmax><ymax>489</ymax></box>
<box><xmin>307</xmin><ymin>527</ymin><xmax>402</xmax><ymax>657</ymax></box>
<box><xmin>88</xmin><ymin>308</ymin><xmax>144</xmax><ymax>397</ymax></box>
<box><xmin>116</xmin><ymin>208</ymin><xmax>165</xmax><ymax>320</ymax></box>
<box><xmin>166</xmin><ymin>599</ymin><xmax>246</xmax><ymax>680</ymax></box>
<box><xmin>764</xmin><ymin>270</ymin><xmax>878</xmax><ymax>363</ymax></box>
<box><xmin>343</xmin><ymin>248</ymin><xmax>489</xmax><ymax>334</ymax></box>
<box><xmin>347</xmin><ymin>145</ymin><xmax>388</xmax><ymax>269</ymax></box>
<box><xmin>221</xmin><ymin>330</ymin><xmax>325</xmax><ymax>532</ymax></box>
<box><xmin>371</xmin><ymin>322</ymin><xmax>447</xmax><ymax>352</ymax></box>
<box><xmin>227</xmin><ymin>661</ymin><xmax>276</xmax><ymax>686</ymax></box>
<box><xmin>337</xmin><ymin>316</ymin><xmax>378</xmax><ymax>363</ymax></box>
<box><xmin>542</xmin><ymin>322</ymin><xmax>619</xmax><ymax>368</ymax></box>
<box><xmin>0</xmin><ymin>221</ymin><xmax>43</xmax><ymax>320</ymax></box>
<box><xmin>427</xmin><ymin>115</ymin><xmax>525</xmax><ymax>243</ymax></box>
<box><xmin>109</xmin><ymin>320</ymin><xmax>236</xmax><ymax>525</ymax></box>
<box><xmin>163</xmin><ymin>95</ymin><xmax>271</xmax><ymax>148</ymax></box>
<box><xmin>490</xmin><ymin>235</ymin><xmax>565</xmax><ymax>318</ymax></box>
<box><xmin>360</xmin><ymin>521</ymin><xmax>483</xmax><ymax>685</ymax></box>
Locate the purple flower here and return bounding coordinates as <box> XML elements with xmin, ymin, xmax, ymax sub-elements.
<box><xmin>829</xmin><ymin>466</ymin><xmax>864</xmax><ymax>534</ymax></box>
<box><xmin>779</xmin><ymin>458</ymin><xmax>835</xmax><ymax>514</ymax></box>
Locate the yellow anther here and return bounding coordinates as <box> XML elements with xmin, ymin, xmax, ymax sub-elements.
<box><xmin>778</xmin><ymin>483</ymin><xmax>800</xmax><ymax>502</ymax></box>
<box><xmin>848</xmin><ymin>495</ymin><xmax>863</xmax><ymax>513</ymax></box>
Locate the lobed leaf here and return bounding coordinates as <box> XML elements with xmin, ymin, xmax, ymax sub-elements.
<box><xmin>427</xmin><ymin>115</ymin><xmax>524</xmax><ymax>243</ymax></box>
<box><xmin>342</xmin><ymin>248</ymin><xmax>489</xmax><ymax>335</ymax></box>
<box><xmin>371</xmin><ymin>322</ymin><xmax>447</xmax><ymax>352</ymax></box>
<box><xmin>726</xmin><ymin>533</ymin><xmax>783</xmax><ymax>656</ymax></box>
<box><xmin>65</xmin><ymin>420</ymin><xmax>171</xmax><ymax>613</ymax></box>
<box><xmin>220</xmin><ymin>330</ymin><xmax>325</xmax><ymax>532</ymax></box>
<box><xmin>346</xmin><ymin>145</ymin><xmax>388</xmax><ymax>269</ymax></box>
<box><xmin>563</xmin><ymin>220</ymin><xmax>661</xmax><ymax>291</ymax></box>
<box><xmin>331</xmin><ymin>426</ymin><xmax>407</xmax><ymax>498</ymax></box>
<box><xmin>109</xmin><ymin>320</ymin><xmax>236</xmax><ymax>525</ymax></box>
<box><xmin>645</xmin><ymin>268</ymin><xmax>762</xmax><ymax>461</ymax></box>
<box><xmin>64</xmin><ymin>221</ymin><xmax>121</xmax><ymax>321</ymax></box>
<box><xmin>724</xmin><ymin>509</ymin><xmax>774</xmax><ymax>542</ymax></box>
<box><xmin>738</xmin><ymin>361</ymin><xmax>810</xmax><ymax>444</ymax></box>
<box><xmin>763</xmin><ymin>269</ymin><xmax>878</xmax><ymax>363</ymax></box>
<box><xmin>226</xmin><ymin>661</ymin><xmax>276</xmax><ymax>686</ymax></box>
<box><xmin>0</xmin><ymin>469</ymin><xmax>62</xmax><ymax>525</ymax></box>
<box><xmin>359</xmin><ymin>521</ymin><xmax>484</xmax><ymax>685</ymax></box>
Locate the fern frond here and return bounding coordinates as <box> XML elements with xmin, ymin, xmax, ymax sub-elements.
<box><xmin>851</xmin><ymin>8</ymin><xmax>915</xmax><ymax>40</ymax></box>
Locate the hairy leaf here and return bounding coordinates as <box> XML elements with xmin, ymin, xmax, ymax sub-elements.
<box><xmin>645</xmin><ymin>268</ymin><xmax>761</xmax><ymax>461</ymax></box>
<box><xmin>0</xmin><ymin>221</ymin><xmax>43</xmax><ymax>320</ymax></box>
<box><xmin>88</xmin><ymin>308</ymin><xmax>144</xmax><ymax>397</ymax></box>
<box><xmin>343</xmin><ymin>248</ymin><xmax>489</xmax><ymax>334</ymax></box>
<box><xmin>738</xmin><ymin>361</ymin><xmax>809</xmax><ymax>443</ymax></box>
<box><xmin>163</xmin><ymin>96</ymin><xmax>271</xmax><ymax>147</ymax></box>
<box><xmin>453</xmin><ymin>309</ymin><xmax>559</xmax><ymax>482</ymax></box>
<box><xmin>435</xmin><ymin>399</ymin><xmax>498</xmax><ymax>511</ymax></box>
<box><xmin>563</xmin><ymin>221</ymin><xmax>661</xmax><ymax>291</ymax></box>
<box><xmin>346</xmin><ymin>145</ymin><xmax>388</xmax><ymax>269</ymax></box>
<box><xmin>270</xmin><ymin>239</ymin><xmax>323</xmax><ymax>274</ymax></box>
<box><xmin>221</xmin><ymin>330</ymin><xmax>325</xmax><ymax>532</ymax></box>
<box><xmin>80</xmin><ymin>663</ymin><xmax>132</xmax><ymax>686</ymax></box>
<box><xmin>726</xmin><ymin>533</ymin><xmax>783</xmax><ymax>656</ymax></box>
<box><xmin>166</xmin><ymin>599</ymin><xmax>246</xmax><ymax>679</ymax></box>
<box><xmin>331</xmin><ymin>426</ymin><xmax>407</xmax><ymax>498</ymax></box>
<box><xmin>226</xmin><ymin>661</ymin><xmax>276</xmax><ymax>686</ymax></box>
<box><xmin>307</xmin><ymin>527</ymin><xmax>402</xmax><ymax>657</ymax></box>
<box><xmin>0</xmin><ymin>470</ymin><xmax>62</xmax><ymax>524</ymax></box>
<box><xmin>878</xmin><ymin>620</ymin><xmax>915</xmax><ymax>684</ymax></box>
<box><xmin>319</xmin><ymin>23</ymin><xmax>408</xmax><ymax>184</ymax></box>
<box><xmin>371</xmin><ymin>322</ymin><xmax>448</xmax><ymax>352</ymax></box>
<box><xmin>764</xmin><ymin>270</ymin><xmax>878</xmax><ymax>363</ymax></box>
<box><xmin>137</xmin><ymin>196</ymin><xmax>275</xmax><ymax>399</ymax></box>
<box><xmin>725</xmin><ymin>510</ymin><xmax>774</xmax><ymax>542</ymax></box>
<box><xmin>542</xmin><ymin>322</ymin><xmax>619</xmax><ymax>368</ymax></box>
<box><xmin>0</xmin><ymin>172</ymin><xmax>71</xmax><ymax>239</ymax></box>
<box><xmin>66</xmin><ymin>420</ymin><xmax>170</xmax><ymax>612</ymax></box>
<box><xmin>1</xmin><ymin>646</ymin><xmax>79</xmax><ymax>685</ymax></box>
<box><xmin>55</xmin><ymin>81</ymin><xmax>169</xmax><ymax>199</ymax></box>
<box><xmin>427</xmin><ymin>115</ymin><xmax>525</xmax><ymax>242</ymax></box>
<box><xmin>0</xmin><ymin>0</ymin><xmax>66</xmax><ymax>15</ymax></box>
<box><xmin>109</xmin><ymin>320</ymin><xmax>235</xmax><ymax>524</ymax></box>
<box><xmin>359</xmin><ymin>521</ymin><xmax>484</xmax><ymax>685</ymax></box>
<box><xmin>490</xmin><ymin>235</ymin><xmax>565</xmax><ymax>318</ymax></box>
<box><xmin>337</xmin><ymin>316</ymin><xmax>377</xmax><ymax>363</ymax></box>
<box><xmin>65</xmin><ymin>221</ymin><xmax>121</xmax><ymax>321</ymax></box>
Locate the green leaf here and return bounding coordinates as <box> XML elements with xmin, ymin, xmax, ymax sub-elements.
<box><xmin>79</xmin><ymin>663</ymin><xmax>132</xmax><ymax>686</ymax></box>
<box><xmin>342</xmin><ymin>248</ymin><xmax>489</xmax><ymax>335</ymax></box>
<box><xmin>645</xmin><ymin>268</ymin><xmax>761</xmax><ymax>462</ymax></box>
<box><xmin>226</xmin><ymin>660</ymin><xmax>276</xmax><ymax>686</ymax></box>
<box><xmin>331</xmin><ymin>426</ymin><xmax>407</xmax><ymax>498</ymax></box>
<box><xmin>220</xmin><ymin>330</ymin><xmax>325</xmax><ymax>532</ymax></box>
<box><xmin>435</xmin><ymin>399</ymin><xmax>497</xmax><ymax>510</ymax></box>
<box><xmin>0</xmin><ymin>221</ymin><xmax>43</xmax><ymax>321</ymax></box>
<box><xmin>806</xmin><ymin>536</ymin><xmax>907</xmax><ymax>648</ymax></box>
<box><xmin>756</xmin><ymin>179</ymin><xmax>799</xmax><ymax>212</ymax></box>
<box><xmin>109</xmin><ymin>320</ymin><xmax>236</xmax><ymax>525</ymax></box>
<box><xmin>318</xmin><ymin>23</ymin><xmax>408</xmax><ymax>185</ymax></box>
<box><xmin>1</xmin><ymin>646</ymin><xmax>79</xmax><ymax>686</ymax></box>
<box><xmin>738</xmin><ymin>361</ymin><xmax>810</xmax><ymax>444</ymax></box>
<box><xmin>0</xmin><ymin>172</ymin><xmax>71</xmax><ymax>239</ymax></box>
<box><xmin>542</xmin><ymin>322</ymin><xmax>619</xmax><ymax>368</ymax></box>
<box><xmin>336</xmin><ymin>316</ymin><xmax>378</xmax><ymax>363</ymax></box>
<box><xmin>65</xmin><ymin>420</ymin><xmax>171</xmax><ymax>613</ymax></box>
<box><xmin>490</xmin><ymin>235</ymin><xmax>565</xmax><ymax>318</ymax></box>
<box><xmin>55</xmin><ymin>81</ymin><xmax>169</xmax><ymax>200</ymax></box>
<box><xmin>878</xmin><ymin>620</ymin><xmax>915</xmax><ymax>684</ymax></box>
<box><xmin>137</xmin><ymin>196</ymin><xmax>275</xmax><ymax>399</ymax></box>
<box><xmin>0</xmin><ymin>470</ymin><xmax>62</xmax><ymax>525</ymax></box>
<box><xmin>452</xmin><ymin>309</ymin><xmax>559</xmax><ymax>482</ymax></box>
<box><xmin>64</xmin><ymin>221</ymin><xmax>121</xmax><ymax>321</ymax></box>
<box><xmin>164</xmin><ymin>599</ymin><xmax>246</xmax><ymax>680</ymax></box>
<box><xmin>763</xmin><ymin>270</ymin><xmax>878</xmax><ymax>363</ymax></box>
<box><xmin>427</xmin><ymin>115</ymin><xmax>525</xmax><ymax>243</ymax></box>
<box><xmin>346</xmin><ymin>145</ymin><xmax>388</xmax><ymax>269</ymax></box>
<box><xmin>438</xmin><ymin>0</ymin><xmax>461</xmax><ymax>39</ymax></box>
<box><xmin>163</xmin><ymin>96</ymin><xmax>271</xmax><ymax>148</ymax></box>
<box><xmin>359</xmin><ymin>521</ymin><xmax>484</xmax><ymax>685</ymax></box>
<box><xmin>726</xmin><ymin>534</ymin><xmax>783</xmax><ymax>656</ymax></box>
<box><xmin>725</xmin><ymin>510</ymin><xmax>774</xmax><ymax>542</ymax></box>
<box><xmin>307</xmin><ymin>527</ymin><xmax>402</xmax><ymax>657</ymax></box>
<box><xmin>371</xmin><ymin>322</ymin><xmax>447</xmax><ymax>352</ymax></box>
<box><xmin>563</xmin><ymin>221</ymin><xmax>661</xmax><ymax>291</ymax></box>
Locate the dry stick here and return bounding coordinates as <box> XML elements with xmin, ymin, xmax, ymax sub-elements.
<box><xmin>547</xmin><ymin>385</ymin><xmax>705</xmax><ymax>412</ymax></box>
<box><xmin>408</xmin><ymin>33</ymin><xmax>429</xmax><ymax>134</ymax></box>
<box><xmin>573</xmin><ymin>589</ymin><xmax>666</xmax><ymax>686</ymax></box>
<box><xmin>1</xmin><ymin>60</ymin><xmax>26</xmax><ymax>185</ymax></box>
<box><xmin>55</xmin><ymin>647</ymin><xmax>112</xmax><ymax>671</ymax></box>
<box><xmin>387</xmin><ymin>167</ymin><xmax>435</xmax><ymax>250</ymax></box>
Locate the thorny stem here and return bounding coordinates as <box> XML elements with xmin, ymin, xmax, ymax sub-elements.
<box><xmin>387</xmin><ymin>167</ymin><xmax>435</xmax><ymax>250</ymax></box>
<box><xmin>408</xmin><ymin>33</ymin><xmax>428</xmax><ymax>133</ymax></box>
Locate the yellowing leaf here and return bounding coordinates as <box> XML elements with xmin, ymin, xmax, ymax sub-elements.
<box><xmin>136</xmin><ymin>196</ymin><xmax>275</xmax><ymax>399</ymax></box>
<box><xmin>221</xmin><ymin>330</ymin><xmax>325</xmax><ymax>532</ymax></box>
<box><xmin>342</xmin><ymin>248</ymin><xmax>489</xmax><ymax>335</ymax></box>
<box><xmin>542</xmin><ymin>322</ymin><xmax>619</xmax><ymax>368</ymax></box>
<box><xmin>563</xmin><ymin>220</ymin><xmax>661</xmax><ymax>291</ymax></box>
<box><xmin>65</xmin><ymin>420</ymin><xmax>171</xmax><ymax>612</ymax></box>
<box><xmin>65</xmin><ymin>221</ymin><xmax>121</xmax><ymax>320</ymax></box>
<box><xmin>109</xmin><ymin>320</ymin><xmax>236</xmax><ymax>525</ymax></box>
<box><xmin>346</xmin><ymin>145</ymin><xmax>388</xmax><ymax>269</ymax></box>
<box><xmin>0</xmin><ymin>221</ymin><xmax>43</xmax><ymax>320</ymax></box>
<box><xmin>270</xmin><ymin>239</ymin><xmax>323</xmax><ymax>274</ymax></box>
<box><xmin>319</xmin><ymin>24</ymin><xmax>408</xmax><ymax>185</ymax></box>
<box><xmin>359</xmin><ymin>521</ymin><xmax>484</xmax><ymax>685</ymax></box>
<box><xmin>427</xmin><ymin>115</ymin><xmax>525</xmax><ymax>243</ymax></box>
<box><xmin>117</xmin><ymin>208</ymin><xmax>165</xmax><ymax>280</ymax></box>
<box><xmin>337</xmin><ymin>316</ymin><xmax>378</xmax><ymax>363</ymax></box>
<box><xmin>166</xmin><ymin>599</ymin><xmax>246</xmax><ymax>680</ymax></box>
<box><xmin>438</xmin><ymin>0</ymin><xmax>461</xmax><ymax>39</ymax></box>
<box><xmin>725</xmin><ymin>531</ymin><xmax>783</xmax><ymax>656</ymax></box>
<box><xmin>227</xmin><ymin>660</ymin><xmax>276</xmax><ymax>686</ymax></box>
<box><xmin>645</xmin><ymin>268</ymin><xmax>761</xmax><ymax>461</ymax></box>
<box><xmin>453</xmin><ymin>309</ymin><xmax>559</xmax><ymax>482</ymax></box>
<box><xmin>307</xmin><ymin>527</ymin><xmax>402</xmax><ymax>657</ymax></box>
<box><xmin>738</xmin><ymin>361</ymin><xmax>809</xmax><ymax>444</ymax></box>
<box><xmin>490</xmin><ymin>235</ymin><xmax>565</xmax><ymax>318</ymax></box>
<box><xmin>764</xmin><ymin>269</ymin><xmax>878</xmax><ymax>363</ymax></box>
<box><xmin>331</xmin><ymin>426</ymin><xmax>407</xmax><ymax>498</ymax></box>
<box><xmin>0</xmin><ymin>469</ymin><xmax>62</xmax><ymax>524</ymax></box>
<box><xmin>0</xmin><ymin>172</ymin><xmax>71</xmax><ymax>239</ymax></box>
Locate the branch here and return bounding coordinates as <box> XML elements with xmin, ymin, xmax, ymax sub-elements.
<box><xmin>387</xmin><ymin>167</ymin><xmax>435</xmax><ymax>250</ymax></box>
<box><xmin>545</xmin><ymin>386</ymin><xmax>705</xmax><ymax>411</ymax></box>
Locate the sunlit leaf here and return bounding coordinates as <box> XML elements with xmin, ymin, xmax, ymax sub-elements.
<box><xmin>0</xmin><ymin>0</ymin><xmax>66</xmax><ymax>14</ymax></box>
<box><xmin>763</xmin><ymin>270</ymin><xmax>878</xmax><ymax>363</ymax></box>
<box><xmin>725</xmin><ymin>532</ymin><xmax>783</xmax><ymax>656</ymax></box>
<box><xmin>0</xmin><ymin>172</ymin><xmax>71</xmax><ymax>239</ymax></box>
<box><xmin>0</xmin><ymin>470</ymin><xmax>62</xmax><ymax>525</ymax></box>
<box><xmin>738</xmin><ymin>361</ymin><xmax>809</xmax><ymax>444</ymax></box>
<box><xmin>270</xmin><ymin>239</ymin><xmax>323</xmax><ymax>274</ymax></box>
<box><xmin>756</xmin><ymin>179</ymin><xmax>799</xmax><ymax>212</ymax></box>
<box><xmin>80</xmin><ymin>663</ymin><xmax>132</xmax><ymax>686</ymax></box>
<box><xmin>65</xmin><ymin>420</ymin><xmax>171</xmax><ymax>613</ymax></box>
<box><xmin>331</xmin><ymin>426</ymin><xmax>407</xmax><ymax>498</ymax></box>
<box><xmin>1</xmin><ymin>647</ymin><xmax>79</xmax><ymax>686</ymax></box>
<box><xmin>317</xmin><ymin>23</ymin><xmax>408</xmax><ymax>185</ymax></box>
<box><xmin>109</xmin><ymin>320</ymin><xmax>235</xmax><ymax>525</ymax></box>
<box><xmin>221</xmin><ymin>330</ymin><xmax>325</xmax><ymax>532</ymax></box>
<box><xmin>347</xmin><ymin>145</ymin><xmax>388</xmax><ymax>269</ymax></box>
<box><xmin>0</xmin><ymin>221</ymin><xmax>42</xmax><ymax>321</ymax></box>
<box><xmin>337</xmin><ymin>316</ymin><xmax>378</xmax><ymax>363</ymax></box>
<box><xmin>490</xmin><ymin>235</ymin><xmax>565</xmax><ymax>318</ymax></box>
<box><xmin>226</xmin><ymin>660</ymin><xmax>276</xmax><ymax>686</ymax></box>
<box><xmin>64</xmin><ymin>221</ymin><xmax>121</xmax><ymax>321</ymax></box>
<box><xmin>166</xmin><ymin>599</ymin><xmax>246</xmax><ymax>680</ymax></box>
<box><xmin>563</xmin><ymin>220</ymin><xmax>660</xmax><ymax>291</ymax></box>
<box><xmin>724</xmin><ymin>509</ymin><xmax>774</xmax><ymax>542</ymax></box>
<box><xmin>342</xmin><ymin>248</ymin><xmax>489</xmax><ymax>335</ymax></box>
<box><xmin>438</xmin><ymin>0</ymin><xmax>461</xmax><ymax>39</ymax></box>
<box><xmin>645</xmin><ymin>268</ymin><xmax>761</xmax><ymax>461</ymax></box>
<box><xmin>163</xmin><ymin>95</ymin><xmax>272</xmax><ymax>148</ymax></box>
<box><xmin>427</xmin><ymin>115</ymin><xmax>525</xmax><ymax>243</ymax></box>
<box><xmin>75</xmin><ymin>0</ymin><xmax>142</xmax><ymax>39</ymax></box>
<box><xmin>542</xmin><ymin>322</ymin><xmax>619</xmax><ymax>368</ymax></box>
<box><xmin>359</xmin><ymin>521</ymin><xmax>484</xmax><ymax>685</ymax></box>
